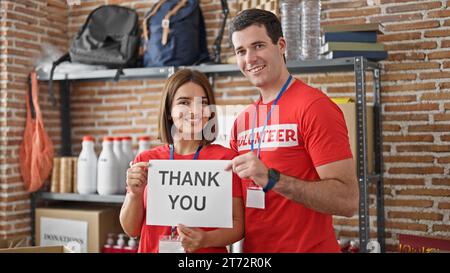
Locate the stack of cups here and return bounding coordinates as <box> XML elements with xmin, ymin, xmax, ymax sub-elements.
<box><xmin>51</xmin><ymin>158</ymin><xmax>61</xmax><ymax>192</ymax></box>
<box><xmin>281</xmin><ymin>0</ymin><xmax>301</xmax><ymax>61</ymax></box>
<box><xmin>300</xmin><ymin>0</ymin><xmax>322</xmax><ymax>60</ymax></box>
<box><xmin>59</xmin><ymin>157</ymin><xmax>73</xmax><ymax>193</ymax></box>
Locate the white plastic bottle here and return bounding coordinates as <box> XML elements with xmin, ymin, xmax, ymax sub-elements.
<box><xmin>137</xmin><ymin>136</ymin><xmax>151</xmax><ymax>155</ymax></box>
<box><xmin>300</xmin><ymin>0</ymin><xmax>321</xmax><ymax>60</ymax></box>
<box><xmin>367</xmin><ymin>240</ymin><xmax>381</xmax><ymax>253</ymax></box>
<box><xmin>127</xmin><ymin>237</ymin><xmax>138</xmax><ymax>250</ymax></box>
<box><xmin>77</xmin><ymin>136</ymin><xmax>98</xmax><ymax>194</ymax></box>
<box><xmin>121</xmin><ymin>136</ymin><xmax>134</xmax><ymax>167</ymax></box>
<box><xmin>106</xmin><ymin>233</ymin><xmax>115</xmax><ymax>246</ymax></box>
<box><xmin>102</xmin><ymin>233</ymin><xmax>116</xmax><ymax>253</ymax></box>
<box><xmin>113</xmin><ymin>137</ymin><xmax>127</xmax><ymax>195</ymax></box>
<box><xmin>114</xmin><ymin>233</ymin><xmax>127</xmax><ymax>249</ymax></box>
<box><xmin>97</xmin><ymin>136</ymin><xmax>120</xmax><ymax>195</ymax></box>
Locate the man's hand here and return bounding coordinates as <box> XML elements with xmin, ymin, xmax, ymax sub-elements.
<box><xmin>225</xmin><ymin>152</ymin><xmax>269</xmax><ymax>187</ymax></box>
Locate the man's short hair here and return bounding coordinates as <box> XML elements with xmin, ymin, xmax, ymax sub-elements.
<box><xmin>229</xmin><ymin>8</ymin><xmax>283</xmax><ymax>47</ymax></box>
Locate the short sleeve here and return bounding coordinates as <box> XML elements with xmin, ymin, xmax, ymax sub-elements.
<box><xmin>222</xmin><ymin>146</ymin><xmax>242</xmax><ymax>198</ymax></box>
<box><xmin>301</xmin><ymin>98</ymin><xmax>353</xmax><ymax>167</ymax></box>
<box><xmin>133</xmin><ymin>153</ymin><xmax>143</xmax><ymax>164</ymax></box>
<box><xmin>231</xmin><ymin>172</ymin><xmax>243</xmax><ymax>198</ymax></box>
<box><xmin>230</xmin><ymin>118</ymin><xmax>238</xmax><ymax>152</ymax></box>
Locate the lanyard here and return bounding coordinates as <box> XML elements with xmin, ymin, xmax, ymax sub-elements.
<box><xmin>168</xmin><ymin>143</ymin><xmax>202</xmax><ymax>238</ymax></box>
<box><xmin>250</xmin><ymin>75</ymin><xmax>293</xmax><ymax>158</ymax></box>
<box><xmin>169</xmin><ymin>144</ymin><xmax>202</xmax><ymax>160</ymax></box>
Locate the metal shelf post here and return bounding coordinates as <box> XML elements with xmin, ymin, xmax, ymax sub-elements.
<box><xmin>60</xmin><ymin>79</ymin><xmax>72</xmax><ymax>156</ymax></box>
<box><xmin>30</xmin><ymin>192</ymin><xmax>36</xmax><ymax>246</ymax></box>
<box><xmin>355</xmin><ymin>57</ymin><xmax>370</xmax><ymax>253</ymax></box>
<box><xmin>373</xmin><ymin>68</ymin><xmax>385</xmax><ymax>252</ymax></box>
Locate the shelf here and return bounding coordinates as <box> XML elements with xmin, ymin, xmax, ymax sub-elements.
<box><xmin>32</xmin><ymin>55</ymin><xmax>384</xmax><ymax>252</ymax></box>
<box><xmin>37</xmin><ymin>66</ymin><xmax>172</xmax><ymax>81</ymax></box>
<box><xmin>36</xmin><ymin>57</ymin><xmax>381</xmax><ymax>81</ymax></box>
<box><xmin>34</xmin><ymin>192</ymin><xmax>125</xmax><ymax>204</ymax></box>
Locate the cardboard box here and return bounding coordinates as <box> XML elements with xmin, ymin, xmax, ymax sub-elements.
<box><xmin>0</xmin><ymin>245</ymin><xmax>72</xmax><ymax>253</ymax></box>
<box><xmin>337</xmin><ymin>102</ymin><xmax>374</xmax><ymax>174</ymax></box>
<box><xmin>35</xmin><ymin>206</ymin><xmax>123</xmax><ymax>253</ymax></box>
<box><xmin>0</xmin><ymin>236</ymin><xmax>29</xmax><ymax>249</ymax></box>
<box><xmin>399</xmin><ymin>234</ymin><xmax>450</xmax><ymax>253</ymax></box>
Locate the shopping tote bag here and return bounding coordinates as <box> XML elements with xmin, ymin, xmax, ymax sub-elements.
<box><xmin>19</xmin><ymin>71</ymin><xmax>54</xmax><ymax>192</ymax></box>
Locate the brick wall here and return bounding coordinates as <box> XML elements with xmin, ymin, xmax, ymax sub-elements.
<box><xmin>321</xmin><ymin>0</ymin><xmax>450</xmax><ymax>251</ymax></box>
<box><xmin>0</xmin><ymin>0</ymin><xmax>7</xmax><ymax>240</ymax></box>
<box><xmin>1</xmin><ymin>0</ymin><xmax>449</xmax><ymax>251</ymax></box>
<box><xmin>0</xmin><ymin>0</ymin><xmax>67</xmax><ymax>239</ymax></box>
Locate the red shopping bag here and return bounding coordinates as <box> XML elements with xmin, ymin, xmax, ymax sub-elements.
<box><xmin>19</xmin><ymin>71</ymin><xmax>54</xmax><ymax>192</ymax></box>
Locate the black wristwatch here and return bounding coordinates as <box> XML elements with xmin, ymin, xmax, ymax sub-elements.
<box><xmin>263</xmin><ymin>168</ymin><xmax>280</xmax><ymax>193</ymax></box>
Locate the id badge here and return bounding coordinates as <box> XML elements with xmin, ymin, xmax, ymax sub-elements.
<box><xmin>246</xmin><ymin>187</ymin><xmax>265</xmax><ymax>209</ymax></box>
<box><xmin>158</xmin><ymin>235</ymin><xmax>185</xmax><ymax>253</ymax></box>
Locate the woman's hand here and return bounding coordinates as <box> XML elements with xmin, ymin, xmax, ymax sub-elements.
<box><xmin>126</xmin><ymin>162</ymin><xmax>149</xmax><ymax>197</ymax></box>
<box><xmin>177</xmin><ymin>224</ymin><xmax>209</xmax><ymax>253</ymax></box>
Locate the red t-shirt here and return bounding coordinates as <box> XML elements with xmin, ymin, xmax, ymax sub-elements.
<box><xmin>134</xmin><ymin>144</ymin><xmax>243</xmax><ymax>253</ymax></box>
<box><xmin>230</xmin><ymin>79</ymin><xmax>353</xmax><ymax>253</ymax></box>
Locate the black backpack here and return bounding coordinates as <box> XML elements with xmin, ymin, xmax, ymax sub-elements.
<box><xmin>142</xmin><ymin>0</ymin><xmax>210</xmax><ymax>67</ymax></box>
<box><xmin>69</xmin><ymin>5</ymin><xmax>140</xmax><ymax>67</ymax></box>
<box><xmin>48</xmin><ymin>5</ymin><xmax>140</xmax><ymax>104</ymax></box>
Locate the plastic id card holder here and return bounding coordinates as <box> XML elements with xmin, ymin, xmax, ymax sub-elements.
<box><xmin>246</xmin><ymin>186</ymin><xmax>265</xmax><ymax>209</ymax></box>
<box><xmin>158</xmin><ymin>235</ymin><xmax>185</xmax><ymax>253</ymax></box>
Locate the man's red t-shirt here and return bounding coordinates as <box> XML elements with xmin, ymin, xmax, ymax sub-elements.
<box><xmin>230</xmin><ymin>79</ymin><xmax>353</xmax><ymax>253</ymax></box>
<box><xmin>134</xmin><ymin>144</ymin><xmax>242</xmax><ymax>253</ymax></box>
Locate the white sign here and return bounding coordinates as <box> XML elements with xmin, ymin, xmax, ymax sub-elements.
<box><xmin>40</xmin><ymin>217</ymin><xmax>88</xmax><ymax>253</ymax></box>
<box><xmin>147</xmin><ymin>160</ymin><xmax>232</xmax><ymax>228</ymax></box>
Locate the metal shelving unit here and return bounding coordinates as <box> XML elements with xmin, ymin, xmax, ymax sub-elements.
<box><xmin>32</xmin><ymin>57</ymin><xmax>384</xmax><ymax>252</ymax></box>
<box><xmin>34</xmin><ymin>192</ymin><xmax>125</xmax><ymax>203</ymax></box>
<box><xmin>36</xmin><ymin>57</ymin><xmax>374</xmax><ymax>81</ymax></box>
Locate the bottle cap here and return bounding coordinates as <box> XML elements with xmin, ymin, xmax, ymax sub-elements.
<box><xmin>103</xmin><ymin>136</ymin><xmax>114</xmax><ymax>142</ymax></box>
<box><xmin>138</xmin><ymin>136</ymin><xmax>151</xmax><ymax>141</ymax></box>
<box><xmin>83</xmin><ymin>135</ymin><xmax>94</xmax><ymax>142</ymax></box>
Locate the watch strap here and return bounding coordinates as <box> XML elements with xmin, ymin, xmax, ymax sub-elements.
<box><xmin>263</xmin><ymin>168</ymin><xmax>279</xmax><ymax>193</ymax></box>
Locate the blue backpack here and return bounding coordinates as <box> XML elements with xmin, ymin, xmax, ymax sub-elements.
<box><xmin>142</xmin><ymin>0</ymin><xmax>210</xmax><ymax>67</ymax></box>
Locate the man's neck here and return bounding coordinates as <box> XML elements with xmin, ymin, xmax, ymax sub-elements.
<box><xmin>259</xmin><ymin>71</ymin><xmax>292</xmax><ymax>104</ymax></box>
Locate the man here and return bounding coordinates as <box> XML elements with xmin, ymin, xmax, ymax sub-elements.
<box><xmin>225</xmin><ymin>9</ymin><xmax>359</xmax><ymax>252</ymax></box>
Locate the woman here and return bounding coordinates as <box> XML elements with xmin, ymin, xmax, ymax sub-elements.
<box><xmin>119</xmin><ymin>69</ymin><xmax>244</xmax><ymax>253</ymax></box>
